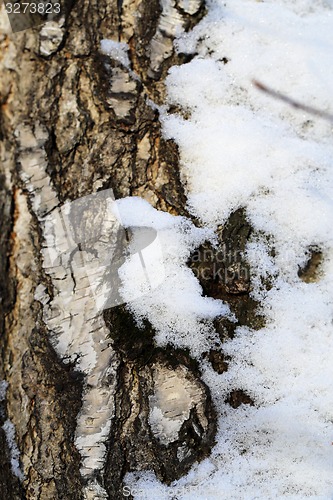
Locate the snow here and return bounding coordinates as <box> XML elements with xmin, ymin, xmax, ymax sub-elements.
<box><xmin>121</xmin><ymin>0</ymin><xmax>333</xmax><ymax>498</ymax></box>
<box><xmin>0</xmin><ymin>380</ymin><xmax>8</xmax><ymax>402</ymax></box>
<box><xmin>100</xmin><ymin>39</ymin><xmax>131</xmax><ymax>68</ymax></box>
<box><xmin>117</xmin><ymin>196</ymin><xmax>232</xmax><ymax>356</ymax></box>
<box><xmin>2</xmin><ymin>419</ymin><xmax>24</xmax><ymax>481</ymax></box>
<box><xmin>0</xmin><ymin>381</ymin><xmax>24</xmax><ymax>481</ymax></box>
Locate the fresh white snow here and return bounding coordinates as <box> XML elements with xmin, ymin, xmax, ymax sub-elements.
<box><xmin>120</xmin><ymin>0</ymin><xmax>333</xmax><ymax>497</ymax></box>
<box><xmin>117</xmin><ymin>196</ymin><xmax>231</xmax><ymax>356</ymax></box>
<box><xmin>0</xmin><ymin>381</ymin><xmax>24</xmax><ymax>481</ymax></box>
<box><xmin>100</xmin><ymin>39</ymin><xmax>131</xmax><ymax>68</ymax></box>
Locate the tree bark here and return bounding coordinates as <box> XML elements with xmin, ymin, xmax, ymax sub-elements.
<box><xmin>0</xmin><ymin>1</ymin><xmax>260</xmax><ymax>498</ymax></box>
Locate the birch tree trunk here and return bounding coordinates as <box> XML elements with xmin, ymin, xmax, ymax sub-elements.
<box><xmin>0</xmin><ymin>1</ymin><xmax>259</xmax><ymax>498</ymax></box>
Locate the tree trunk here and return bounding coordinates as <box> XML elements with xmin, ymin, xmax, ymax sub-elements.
<box><xmin>0</xmin><ymin>1</ymin><xmax>258</xmax><ymax>498</ymax></box>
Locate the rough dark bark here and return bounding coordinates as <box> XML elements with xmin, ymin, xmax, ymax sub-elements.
<box><xmin>0</xmin><ymin>1</ymin><xmax>261</xmax><ymax>498</ymax></box>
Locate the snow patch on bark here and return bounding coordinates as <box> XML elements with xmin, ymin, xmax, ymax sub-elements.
<box><xmin>0</xmin><ymin>381</ymin><xmax>24</xmax><ymax>481</ymax></box>
<box><xmin>117</xmin><ymin>196</ymin><xmax>232</xmax><ymax>357</ymax></box>
<box><xmin>2</xmin><ymin>419</ymin><xmax>25</xmax><ymax>481</ymax></box>
<box><xmin>100</xmin><ymin>39</ymin><xmax>131</xmax><ymax>68</ymax></box>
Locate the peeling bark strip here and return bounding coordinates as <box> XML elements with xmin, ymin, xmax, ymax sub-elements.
<box><xmin>148</xmin><ymin>0</ymin><xmax>205</xmax><ymax>79</ymax></box>
<box><xmin>17</xmin><ymin>122</ymin><xmax>120</xmax><ymax>497</ymax></box>
<box><xmin>149</xmin><ymin>363</ymin><xmax>209</xmax><ymax>446</ymax></box>
<box><xmin>0</xmin><ymin>0</ymin><xmax>219</xmax><ymax>498</ymax></box>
